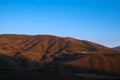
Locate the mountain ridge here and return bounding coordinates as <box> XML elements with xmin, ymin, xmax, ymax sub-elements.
<box><xmin>0</xmin><ymin>34</ymin><xmax>120</xmax><ymax>75</ymax></box>
<box><xmin>114</xmin><ymin>46</ymin><xmax>120</xmax><ymax>50</ymax></box>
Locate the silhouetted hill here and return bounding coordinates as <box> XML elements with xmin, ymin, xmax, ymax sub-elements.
<box><xmin>0</xmin><ymin>34</ymin><xmax>120</xmax><ymax>80</ymax></box>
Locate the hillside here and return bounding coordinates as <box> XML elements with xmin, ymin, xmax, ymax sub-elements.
<box><xmin>0</xmin><ymin>34</ymin><xmax>120</xmax><ymax>80</ymax></box>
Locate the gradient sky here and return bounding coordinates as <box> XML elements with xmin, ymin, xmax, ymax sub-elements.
<box><xmin>0</xmin><ymin>0</ymin><xmax>120</xmax><ymax>47</ymax></box>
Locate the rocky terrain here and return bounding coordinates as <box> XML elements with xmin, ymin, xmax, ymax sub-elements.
<box><xmin>0</xmin><ymin>34</ymin><xmax>120</xmax><ymax>80</ymax></box>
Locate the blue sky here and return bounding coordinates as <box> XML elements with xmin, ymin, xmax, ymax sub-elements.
<box><xmin>0</xmin><ymin>0</ymin><xmax>120</xmax><ymax>47</ymax></box>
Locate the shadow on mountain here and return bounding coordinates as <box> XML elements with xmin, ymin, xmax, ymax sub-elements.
<box><xmin>0</xmin><ymin>54</ymin><xmax>120</xmax><ymax>80</ymax></box>
<box><xmin>52</xmin><ymin>53</ymin><xmax>85</xmax><ymax>62</ymax></box>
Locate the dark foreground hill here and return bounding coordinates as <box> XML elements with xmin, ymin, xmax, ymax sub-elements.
<box><xmin>0</xmin><ymin>34</ymin><xmax>120</xmax><ymax>80</ymax></box>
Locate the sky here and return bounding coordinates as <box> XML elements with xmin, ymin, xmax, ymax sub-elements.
<box><xmin>0</xmin><ymin>0</ymin><xmax>120</xmax><ymax>47</ymax></box>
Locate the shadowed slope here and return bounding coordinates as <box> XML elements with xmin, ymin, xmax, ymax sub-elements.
<box><xmin>114</xmin><ymin>46</ymin><xmax>120</xmax><ymax>50</ymax></box>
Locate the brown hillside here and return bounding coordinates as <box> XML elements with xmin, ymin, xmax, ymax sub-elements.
<box><xmin>0</xmin><ymin>34</ymin><xmax>120</xmax><ymax>74</ymax></box>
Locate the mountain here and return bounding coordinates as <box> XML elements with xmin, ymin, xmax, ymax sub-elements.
<box><xmin>114</xmin><ymin>46</ymin><xmax>120</xmax><ymax>50</ymax></box>
<box><xmin>0</xmin><ymin>34</ymin><xmax>120</xmax><ymax>80</ymax></box>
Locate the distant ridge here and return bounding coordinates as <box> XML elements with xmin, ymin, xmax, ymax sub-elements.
<box><xmin>114</xmin><ymin>46</ymin><xmax>120</xmax><ymax>50</ymax></box>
